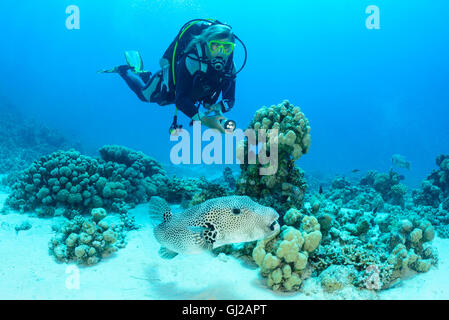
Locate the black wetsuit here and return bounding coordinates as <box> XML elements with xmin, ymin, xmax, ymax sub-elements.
<box><xmin>119</xmin><ymin>54</ymin><xmax>236</xmax><ymax>119</ymax></box>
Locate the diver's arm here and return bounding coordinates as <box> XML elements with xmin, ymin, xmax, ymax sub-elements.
<box><xmin>174</xmin><ymin>57</ymin><xmax>201</xmax><ymax>118</ymax></box>
<box><xmin>222</xmin><ymin>79</ymin><xmax>236</xmax><ymax>111</ymax></box>
<box><xmin>118</xmin><ymin>67</ymin><xmax>148</xmax><ymax>102</ymax></box>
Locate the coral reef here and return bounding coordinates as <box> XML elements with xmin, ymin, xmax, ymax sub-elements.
<box><xmin>0</xmin><ymin>101</ymin><xmax>79</xmax><ymax>174</ymax></box>
<box><xmin>5</xmin><ymin>147</ymin><xmax>168</xmax><ymax>215</ymax></box>
<box><xmin>98</xmin><ymin>145</ymin><xmax>165</xmax><ymax>178</ymax></box>
<box><xmin>360</xmin><ymin>170</ymin><xmax>408</xmax><ymax>208</ymax></box>
<box><xmin>325</xmin><ymin>176</ymin><xmax>385</xmax><ymax>212</ymax></box>
<box><xmin>163</xmin><ymin>176</ymin><xmax>205</xmax><ymax>204</ymax></box>
<box><xmin>413</xmin><ymin>154</ymin><xmax>449</xmax><ymax>207</ymax></box>
<box><xmin>222</xmin><ymin>167</ymin><xmax>236</xmax><ymax>191</ymax></box>
<box><xmin>252</xmin><ymin>214</ymin><xmax>322</xmax><ymax>291</ymax></box>
<box><xmin>48</xmin><ymin>208</ymin><xmax>127</xmax><ymax>265</ymax></box>
<box><xmin>189</xmin><ymin>181</ymin><xmax>230</xmax><ymax>207</ymax></box>
<box><xmin>236</xmin><ymin>100</ymin><xmax>311</xmax><ymax>215</ymax></box>
<box><xmin>309</xmin><ymin>202</ymin><xmax>438</xmax><ymax>291</ymax></box>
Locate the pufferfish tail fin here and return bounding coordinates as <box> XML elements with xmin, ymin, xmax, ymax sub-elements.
<box><xmin>148</xmin><ymin>196</ymin><xmax>172</xmax><ymax>225</ymax></box>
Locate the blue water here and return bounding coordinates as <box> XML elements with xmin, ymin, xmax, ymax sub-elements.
<box><xmin>1</xmin><ymin>0</ymin><xmax>448</xmax><ymax>186</ymax></box>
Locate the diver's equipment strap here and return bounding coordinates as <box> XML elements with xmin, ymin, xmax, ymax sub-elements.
<box><xmin>195</xmin><ymin>43</ymin><xmax>208</xmax><ymax>73</ymax></box>
<box><xmin>172</xmin><ymin>19</ymin><xmax>216</xmax><ymax>86</ymax></box>
<box><xmin>219</xmin><ymin>99</ymin><xmax>233</xmax><ymax>113</ymax></box>
<box><xmin>159</xmin><ymin>58</ymin><xmax>170</xmax><ymax>92</ymax></box>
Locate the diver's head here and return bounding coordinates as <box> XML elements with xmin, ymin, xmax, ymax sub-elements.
<box><xmin>207</xmin><ymin>37</ymin><xmax>235</xmax><ymax>71</ymax></box>
<box><xmin>186</xmin><ymin>24</ymin><xmax>235</xmax><ymax>72</ymax></box>
<box><xmin>206</xmin><ymin>25</ymin><xmax>235</xmax><ymax>71</ymax></box>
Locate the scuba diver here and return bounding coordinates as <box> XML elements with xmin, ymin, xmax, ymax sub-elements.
<box><xmin>99</xmin><ymin>19</ymin><xmax>247</xmax><ymax>135</ymax></box>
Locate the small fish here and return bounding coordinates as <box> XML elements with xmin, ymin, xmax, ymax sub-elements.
<box><xmin>319</xmin><ymin>185</ymin><xmax>323</xmax><ymax>194</ymax></box>
<box><xmin>392</xmin><ymin>154</ymin><xmax>411</xmax><ymax>170</ymax></box>
<box><xmin>148</xmin><ymin>195</ymin><xmax>280</xmax><ymax>259</ymax></box>
<box><xmin>351</xmin><ymin>169</ymin><xmax>360</xmax><ymax>173</ymax></box>
<box><xmin>372</xmin><ymin>207</ymin><xmax>378</xmax><ymax>214</ymax></box>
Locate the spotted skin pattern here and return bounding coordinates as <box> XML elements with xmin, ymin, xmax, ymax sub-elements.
<box><xmin>151</xmin><ymin>195</ymin><xmax>280</xmax><ymax>256</ymax></box>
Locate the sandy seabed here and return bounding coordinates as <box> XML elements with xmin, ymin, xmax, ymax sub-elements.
<box><xmin>1</xmin><ymin>191</ymin><xmax>448</xmax><ymax>300</ymax></box>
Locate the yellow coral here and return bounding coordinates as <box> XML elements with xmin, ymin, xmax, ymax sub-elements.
<box><xmin>283</xmin><ymin>272</ymin><xmax>302</xmax><ymax>291</ymax></box>
<box><xmin>292</xmin><ymin>144</ymin><xmax>303</xmax><ymax>160</ymax></box>
<box><xmin>283</xmin><ymin>208</ymin><xmax>301</xmax><ymax>226</ymax></box>
<box><xmin>270</xmin><ymin>268</ymin><xmax>283</xmax><ymax>284</ymax></box>
<box><xmin>252</xmin><ymin>241</ymin><xmax>266</xmax><ymax>267</ymax></box>
<box><xmin>284</xmin><ymin>130</ymin><xmax>296</xmax><ymax>146</ymax></box>
<box><xmin>293</xmin><ymin>252</ymin><xmax>308</xmax><ymax>271</ymax></box>
<box><xmin>281</xmin><ymin>226</ymin><xmax>304</xmax><ymax>250</ymax></box>
<box><xmin>303</xmin><ymin>230</ymin><xmax>322</xmax><ymax>252</ymax></box>
<box><xmin>301</xmin><ymin>216</ymin><xmax>320</xmax><ymax>232</ymax></box>
<box><xmin>282</xmin><ymin>264</ymin><xmax>292</xmax><ymax>279</ymax></box>
<box><xmin>262</xmin><ymin>253</ymin><xmax>281</xmax><ymax>271</ymax></box>
<box><xmin>410</xmin><ymin>228</ymin><xmax>423</xmax><ymax>244</ymax></box>
<box><xmin>276</xmin><ymin>240</ymin><xmax>300</xmax><ymax>263</ymax></box>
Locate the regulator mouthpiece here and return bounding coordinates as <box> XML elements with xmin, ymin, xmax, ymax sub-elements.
<box><xmin>211</xmin><ymin>58</ymin><xmax>225</xmax><ymax>71</ymax></box>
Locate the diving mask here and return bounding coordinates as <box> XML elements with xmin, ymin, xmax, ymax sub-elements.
<box><xmin>208</xmin><ymin>40</ymin><xmax>235</xmax><ymax>56</ymax></box>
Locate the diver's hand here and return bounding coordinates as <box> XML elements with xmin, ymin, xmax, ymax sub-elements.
<box><xmin>200</xmin><ymin>114</ymin><xmax>226</xmax><ymax>133</ymax></box>
<box><xmin>203</xmin><ymin>103</ymin><xmax>222</xmax><ymax>115</ymax></box>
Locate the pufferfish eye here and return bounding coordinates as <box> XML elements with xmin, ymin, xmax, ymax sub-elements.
<box><xmin>232</xmin><ymin>208</ymin><xmax>241</xmax><ymax>215</ymax></box>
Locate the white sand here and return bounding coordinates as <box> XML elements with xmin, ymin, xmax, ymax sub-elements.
<box><xmin>1</xmin><ymin>190</ymin><xmax>448</xmax><ymax>300</ymax></box>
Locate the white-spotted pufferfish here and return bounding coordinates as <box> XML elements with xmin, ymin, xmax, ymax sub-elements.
<box><xmin>148</xmin><ymin>195</ymin><xmax>280</xmax><ymax>259</ymax></box>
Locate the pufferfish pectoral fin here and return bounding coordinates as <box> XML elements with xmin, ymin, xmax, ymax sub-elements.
<box><xmin>158</xmin><ymin>247</ymin><xmax>179</xmax><ymax>259</ymax></box>
<box><xmin>188</xmin><ymin>226</ymin><xmax>215</xmax><ymax>251</ymax></box>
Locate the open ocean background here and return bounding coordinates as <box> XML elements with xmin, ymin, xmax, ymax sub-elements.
<box><xmin>1</xmin><ymin>0</ymin><xmax>448</xmax><ymax>187</ymax></box>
